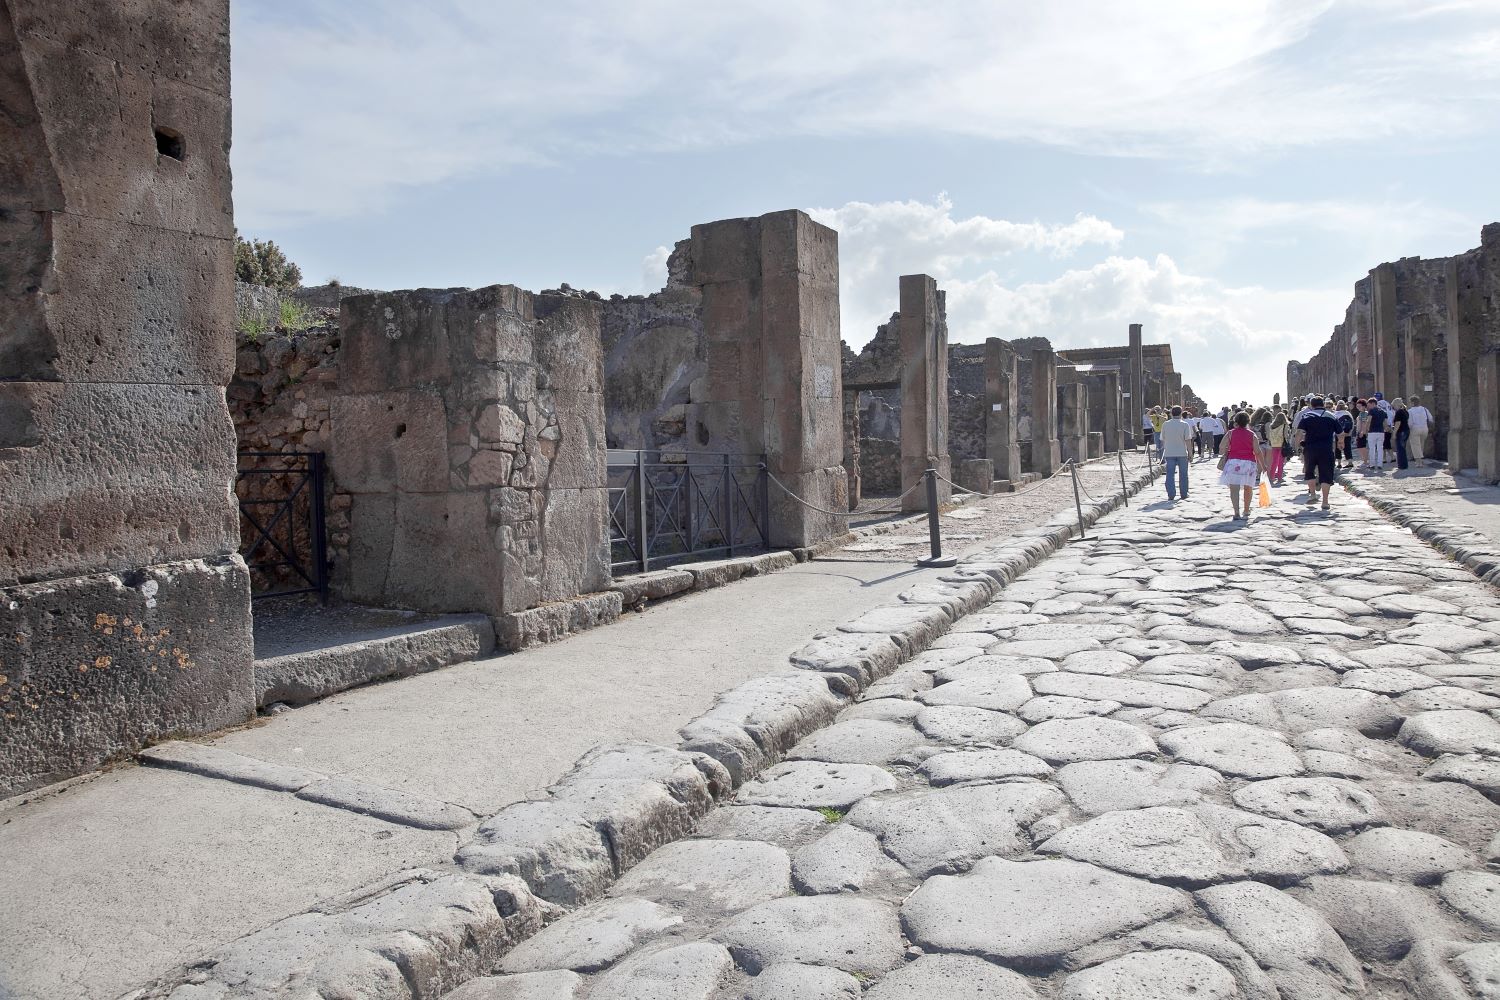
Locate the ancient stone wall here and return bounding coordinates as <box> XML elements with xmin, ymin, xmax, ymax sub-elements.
<box><xmin>329</xmin><ymin>285</ymin><xmax>610</xmax><ymax>623</ymax></box>
<box><xmin>0</xmin><ymin>0</ymin><xmax>252</xmax><ymax>796</ymax></box>
<box><xmin>948</xmin><ymin>343</ymin><xmax>987</xmax><ymax>462</ymax></box>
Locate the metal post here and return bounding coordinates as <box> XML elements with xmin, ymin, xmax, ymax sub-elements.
<box><xmin>758</xmin><ymin>461</ymin><xmax>770</xmax><ymax>549</ymax></box>
<box><xmin>636</xmin><ymin>449</ymin><xmax>650</xmax><ymax>573</ymax></box>
<box><xmin>309</xmin><ymin>451</ymin><xmax>329</xmax><ymax>602</ymax></box>
<box><xmin>1118</xmin><ymin>449</ymin><xmax>1129</xmax><ymax>506</ymax></box>
<box><xmin>722</xmin><ymin>452</ymin><xmax>734</xmax><ymax>554</ymax></box>
<box><xmin>1069</xmin><ymin>460</ymin><xmax>1088</xmax><ymax>539</ymax></box>
<box><xmin>917</xmin><ymin>467</ymin><xmax>957</xmax><ymax>567</ymax></box>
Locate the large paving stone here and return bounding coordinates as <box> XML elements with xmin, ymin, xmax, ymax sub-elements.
<box><xmin>1158</xmin><ymin>723</ymin><xmax>1304</xmax><ymax>779</ymax></box>
<box><xmin>993</xmin><ymin>638</ymin><xmax>1104</xmax><ymax>659</ymax></box>
<box><xmin>1376</xmin><ymin>779</ymin><xmax>1500</xmax><ymax>854</ymax></box>
<box><xmin>446</xmin><ymin>971</ymin><xmax>583</xmax><ymax>1000</ymax></box>
<box><xmin>1391</xmin><ymin>622</ymin><xmax>1497</xmax><ymax>652</ymax></box>
<box><xmin>790</xmin><ymin>824</ymin><xmax>908</xmax><ymax>895</ymax></box>
<box><xmin>1425</xmin><ymin>753</ymin><xmax>1500</xmax><ymax>797</ymax></box>
<box><xmin>1054</xmin><ymin>760</ymin><xmax>1224</xmax><ymax>815</ymax></box>
<box><xmin>918</xmin><ymin>674</ymin><xmax>1032</xmax><ymax>712</ymax></box>
<box><xmin>1398</xmin><ymin>686</ymin><xmax>1500</xmax><ymax>713</ymax></box>
<box><xmin>1438</xmin><ymin>870</ymin><xmax>1500</xmax><ymax>933</ymax></box>
<box><xmin>1059</xmin><ymin>949</ymin><xmax>1239</xmax><ymax>1000</ymax></box>
<box><xmin>1344</xmin><ymin>827</ymin><xmax>1477</xmax><ymax>884</ymax></box>
<box><xmin>915</xmin><ymin>706</ymin><xmax>1027</xmax><ymax>745</ymax></box>
<box><xmin>1340</xmin><ymin>667</ymin><xmax>1441</xmax><ymax>695</ymax></box>
<box><xmin>901</xmin><ymin>857</ymin><xmax>1189</xmax><ymax>968</ymax></box>
<box><xmin>1040</xmin><ymin>804</ymin><xmax>1347</xmax><ymax>887</ymax></box>
<box><xmin>715</xmin><ymin>896</ymin><xmax>904</xmax><ymax>976</ymax></box>
<box><xmin>738</xmin><ymin>762</ymin><xmax>897</xmax><ymax>810</ymax></box>
<box><xmin>1010</xmin><ymin>623</ymin><xmax>1136</xmax><ymax>642</ymax></box>
<box><xmin>1202</xmin><ymin>688</ymin><xmax>1403</xmax><ymax>737</ymax></box>
<box><xmin>1032</xmin><ymin>673</ymin><xmax>1212</xmax><ymax>711</ymax></box>
<box><xmin>1011</xmin><ymin>717</ymin><xmax>1156</xmax><ymax>763</ymax></box>
<box><xmin>847</xmin><ymin>782</ymin><xmax>1064</xmax><ymax>877</ymax></box>
<box><xmin>1290</xmin><ymin>876</ymin><xmax>1460</xmax><ymax>962</ymax></box>
<box><xmin>1230</xmin><ymin>777</ymin><xmax>1387</xmax><ymax>833</ymax></box>
<box><xmin>1196</xmin><ymin>881</ymin><xmax>1363</xmax><ymax>999</ymax></box>
<box><xmin>786</xmin><ymin>720</ymin><xmax>928</xmax><ymax>766</ymax></box>
<box><xmin>918</xmin><ymin>749</ymin><xmax>1052</xmax><ymax>785</ymax></box>
<box><xmin>1348</xmin><ymin>643</ymin><xmax>1454</xmax><ymax>668</ymax></box>
<box><xmin>1207</xmin><ymin>639</ymin><xmax>1303</xmax><ymax>667</ymax></box>
<box><xmin>741</xmin><ymin>963</ymin><xmax>861</xmax><ymax>1000</ymax></box>
<box><xmin>1060</xmin><ymin>649</ymin><xmax>1139</xmax><ymax>675</ymax></box>
<box><xmin>1398</xmin><ymin>710</ymin><xmax>1500</xmax><ymax>756</ymax></box>
<box><xmin>499</xmin><ymin>897</ymin><xmax>681</xmax><ymax>974</ymax></box>
<box><xmin>866</xmin><ymin>953</ymin><xmax>1039</xmax><ymax>999</ymax></box>
<box><xmin>611</xmin><ymin>840</ymin><xmax>790</xmax><ymax>914</ymax></box>
<box><xmin>691</xmin><ymin>806</ymin><xmax>829</xmax><ymax>848</ymax></box>
<box><xmin>1017</xmin><ymin>696</ymin><xmax>1122</xmax><ymax>722</ymax></box>
<box><xmin>1189</xmin><ymin>603</ymin><xmax>1284</xmax><ymax>635</ymax></box>
<box><xmin>935</xmin><ymin>655</ymin><xmax>1056</xmax><ymax>682</ymax></box>
<box><xmin>586</xmin><ymin>942</ymin><xmax>733</xmax><ymax>1000</ymax></box>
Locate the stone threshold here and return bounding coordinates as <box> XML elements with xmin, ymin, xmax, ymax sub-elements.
<box><xmin>124</xmin><ymin>459</ymin><xmax>1158</xmax><ymax>999</ymax></box>
<box><xmin>1340</xmin><ymin>474</ymin><xmax>1500</xmax><ymax>590</ymax></box>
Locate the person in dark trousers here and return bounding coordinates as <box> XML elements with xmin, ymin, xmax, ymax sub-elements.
<box><xmin>1294</xmin><ymin>396</ymin><xmax>1341</xmax><ymax>510</ymax></box>
<box><xmin>1333</xmin><ymin>401</ymin><xmax>1355</xmax><ymax>469</ymax></box>
<box><xmin>1393</xmin><ymin>397</ymin><xmax>1411</xmax><ymax>470</ymax></box>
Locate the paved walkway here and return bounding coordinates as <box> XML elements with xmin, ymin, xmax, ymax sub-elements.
<box><xmin>441</xmin><ymin>476</ymin><xmax>1500</xmax><ymax>999</ymax></box>
<box><xmin>1345</xmin><ymin>462</ymin><xmax>1500</xmax><ymax>553</ymax></box>
<box><xmin>0</xmin><ymin>457</ymin><xmax>1136</xmax><ymax>1000</ymax></box>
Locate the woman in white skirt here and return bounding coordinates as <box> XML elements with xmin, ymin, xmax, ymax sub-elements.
<box><xmin>1218</xmin><ymin>410</ymin><xmax>1266</xmax><ymax>520</ymax></box>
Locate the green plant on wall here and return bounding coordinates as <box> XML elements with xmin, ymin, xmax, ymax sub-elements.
<box><xmin>277</xmin><ymin>298</ymin><xmax>310</xmax><ymax>332</ymax></box>
<box><xmin>236</xmin><ymin>315</ymin><xmax>268</xmax><ymax>342</ymax></box>
<box><xmin>235</xmin><ymin>230</ymin><xmax>303</xmax><ymax>290</ymax></box>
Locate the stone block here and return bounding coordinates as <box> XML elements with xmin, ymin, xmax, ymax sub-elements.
<box><xmin>690</xmin><ymin>216</ymin><xmax>762</xmax><ymax>285</ymax></box>
<box><xmin>544</xmin><ymin>389</ymin><xmax>607</xmax><ymax>490</ymax></box>
<box><xmin>611</xmin><ymin>569</ymin><xmax>695</xmax><ymax>605</ymax></box>
<box><xmin>22</xmin><ymin>40</ymin><xmax>232</xmax><ymax>238</ymax></box>
<box><xmin>494</xmin><ymin>591</ymin><xmax>623</xmax><ymax>651</ymax></box>
<box><xmin>0</xmin><ymin>381</ymin><xmax>238</xmax><ymax>587</ymax></box>
<box><xmin>34</xmin><ymin>213</ymin><xmax>234</xmax><ymax>384</ymax></box>
<box><xmin>539</xmin><ymin>487</ymin><xmax>611</xmax><ymax>606</ymax></box>
<box><xmin>389</xmin><ymin>491</ymin><xmax>504</xmax><ymax>613</ymax></box>
<box><xmin>9</xmin><ymin>0</ymin><xmax>232</xmax><ymax>97</ymax></box>
<box><xmin>767</xmin><ymin>465</ymin><xmax>847</xmax><ymax>550</ymax></box>
<box><xmin>956</xmin><ymin>459</ymin><xmax>993</xmax><ymax>495</ymax></box>
<box><xmin>535</xmin><ymin>294</ymin><xmax>605</xmax><ymax>393</ymax></box>
<box><xmin>447</xmin><ymin>283</ymin><xmax>533</xmax><ymax>366</ymax></box>
<box><xmin>340</xmin><ymin>289</ymin><xmax>458</xmax><ymax>394</ymax></box>
<box><xmin>330</xmin><ymin>390</ymin><xmax>450</xmax><ymax>494</ymax></box>
<box><xmin>0</xmin><ymin>554</ymin><xmax>253</xmax><ymax>798</ymax></box>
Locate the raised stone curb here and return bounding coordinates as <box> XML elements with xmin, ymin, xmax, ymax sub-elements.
<box><xmin>1340</xmin><ymin>476</ymin><xmax>1500</xmax><ymax>590</ymax></box>
<box><xmin>254</xmin><ymin>613</ymin><xmax>496</xmax><ymax>707</ymax></box>
<box><xmin>124</xmin><ymin>459</ymin><xmax>1156</xmax><ymax>999</ymax></box>
<box><xmin>494</xmin><ymin>591</ymin><xmax>624</xmax><ymax>651</ymax></box>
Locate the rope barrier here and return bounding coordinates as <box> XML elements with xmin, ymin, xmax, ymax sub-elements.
<box><xmin>763</xmin><ymin>465</ymin><xmax>925</xmax><ymax>517</ymax></box>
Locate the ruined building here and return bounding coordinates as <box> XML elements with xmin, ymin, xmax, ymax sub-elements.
<box><xmin>1287</xmin><ymin>224</ymin><xmax>1500</xmax><ymax>477</ymax></box>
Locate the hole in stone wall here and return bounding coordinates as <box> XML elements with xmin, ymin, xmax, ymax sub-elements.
<box><xmin>394</xmin><ymin>423</ymin><xmax>407</xmax><ymax>439</ymax></box>
<box><xmin>154</xmin><ymin>127</ymin><xmax>185</xmax><ymax>160</ymax></box>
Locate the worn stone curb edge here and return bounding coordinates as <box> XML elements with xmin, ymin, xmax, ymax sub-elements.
<box><xmin>124</xmin><ymin>460</ymin><xmax>1157</xmax><ymax>999</ymax></box>
<box><xmin>1339</xmin><ymin>475</ymin><xmax>1500</xmax><ymax>590</ymax></box>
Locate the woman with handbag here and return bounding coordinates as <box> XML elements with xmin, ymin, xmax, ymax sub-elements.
<box><xmin>1266</xmin><ymin>407</ymin><xmax>1288</xmax><ymax>485</ymax></box>
<box><xmin>1219</xmin><ymin>410</ymin><xmax>1266</xmax><ymax>520</ymax></box>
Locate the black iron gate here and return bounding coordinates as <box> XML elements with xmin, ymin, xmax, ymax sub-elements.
<box><xmin>236</xmin><ymin>451</ymin><xmax>328</xmax><ymax>599</ymax></box>
<box><xmin>607</xmin><ymin>450</ymin><xmax>769</xmax><ymax>573</ymax></box>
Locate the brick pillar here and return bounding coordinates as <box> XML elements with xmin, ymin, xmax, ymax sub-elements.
<box><xmin>983</xmin><ymin>338</ymin><xmax>1022</xmax><ymax>484</ymax></box>
<box><xmin>1446</xmin><ymin>256</ymin><xmax>1481</xmax><ymax>470</ymax></box>
<box><xmin>1372</xmin><ymin>264</ymin><xmax>1400</xmax><ymax>394</ymax></box>
<box><xmin>1031</xmin><ymin>348</ymin><xmax>1062</xmax><ymax>476</ymax></box>
<box><xmin>691</xmin><ymin>211</ymin><xmax>847</xmax><ymax>546</ymax></box>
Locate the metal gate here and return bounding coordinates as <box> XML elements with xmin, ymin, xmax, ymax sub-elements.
<box><xmin>236</xmin><ymin>451</ymin><xmax>329</xmax><ymax>599</ymax></box>
<box><xmin>607</xmin><ymin>450</ymin><xmax>769</xmax><ymax>573</ymax></box>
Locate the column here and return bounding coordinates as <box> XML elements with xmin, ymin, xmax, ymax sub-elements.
<box><xmin>983</xmin><ymin>338</ymin><xmax>1022</xmax><ymax>484</ymax></box>
<box><xmin>1445</xmin><ymin>257</ymin><xmax>1481</xmax><ymax>470</ymax></box>
<box><xmin>1031</xmin><ymin>348</ymin><xmax>1062</xmax><ymax>476</ymax></box>
<box><xmin>1372</xmin><ymin>264</ymin><xmax>1400</xmax><ymax>394</ymax></box>
<box><xmin>898</xmin><ymin>274</ymin><xmax>951</xmax><ymax>511</ymax></box>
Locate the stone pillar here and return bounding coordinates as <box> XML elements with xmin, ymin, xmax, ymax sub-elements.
<box><xmin>841</xmin><ymin>392</ymin><xmax>862</xmax><ymax>510</ymax></box>
<box><xmin>691</xmin><ymin>211</ymin><xmax>846</xmax><ymax>545</ymax></box>
<box><xmin>332</xmin><ymin>286</ymin><xmax>611</xmax><ymax>642</ymax></box>
<box><xmin>1166</xmin><ymin>372</ymin><xmax>1184</xmax><ymax>408</ymax></box>
<box><xmin>1057</xmin><ymin>382</ymin><xmax>1088</xmax><ymax>465</ymax></box>
<box><xmin>1372</xmin><ymin>264</ymin><xmax>1400</xmax><ymax>394</ymax></box>
<box><xmin>0</xmin><ymin>0</ymin><xmax>252</xmax><ymax>798</ymax></box>
<box><xmin>1446</xmin><ymin>256</ymin><xmax>1481</xmax><ymax>470</ymax></box>
<box><xmin>1126</xmin><ymin>323</ymin><xmax>1145</xmax><ymax>446</ymax></box>
<box><xmin>983</xmin><ymin>338</ymin><xmax>1022</xmax><ymax>484</ymax></box>
<box><xmin>1088</xmin><ymin>370</ymin><xmax>1123</xmax><ymax>452</ymax></box>
<box><xmin>899</xmin><ymin>275</ymin><xmax>950</xmax><ymax>511</ymax></box>
<box><xmin>1030</xmin><ymin>348</ymin><xmax>1062</xmax><ymax>476</ymax></box>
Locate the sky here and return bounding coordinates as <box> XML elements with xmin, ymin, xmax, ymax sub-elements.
<box><xmin>230</xmin><ymin>0</ymin><xmax>1500</xmax><ymax>406</ymax></box>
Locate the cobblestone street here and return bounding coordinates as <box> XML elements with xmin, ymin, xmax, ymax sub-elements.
<box><xmin>446</xmin><ymin>476</ymin><xmax>1500</xmax><ymax>999</ymax></box>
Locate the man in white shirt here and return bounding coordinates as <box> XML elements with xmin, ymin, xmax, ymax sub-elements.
<box><xmin>1407</xmin><ymin>395</ymin><xmax>1434</xmax><ymax>463</ymax></box>
<box><xmin>1159</xmin><ymin>406</ymin><xmax>1196</xmax><ymax>501</ymax></box>
<box><xmin>1200</xmin><ymin>413</ymin><xmax>1226</xmax><ymax>457</ymax></box>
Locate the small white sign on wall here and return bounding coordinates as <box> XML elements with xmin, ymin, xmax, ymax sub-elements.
<box><xmin>991</xmin><ymin>403</ymin><xmax>1003</xmax><ymax>411</ymax></box>
<box><xmin>815</xmin><ymin>364</ymin><xmax>835</xmax><ymax>399</ymax></box>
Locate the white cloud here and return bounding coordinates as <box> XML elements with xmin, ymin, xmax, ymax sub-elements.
<box><xmin>824</xmin><ymin>196</ymin><xmax>1346</xmax><ymax>407</ymax></box>
<box><xmin>231</xmin><ymin>0</ymin><xmax>1500</xmax><ymax>226</ymax></box>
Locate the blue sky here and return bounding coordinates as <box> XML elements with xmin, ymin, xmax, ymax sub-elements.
<box><xmin>231</xmin><ymin>0</ymin><xmax>1500</xmax><ymax>405</ymax></box>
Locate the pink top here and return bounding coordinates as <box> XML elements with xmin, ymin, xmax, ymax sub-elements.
<box><xmin>1226</xmin><ymin>426</ymin><xmax>1259</xmax><ymax>461</ymax></box>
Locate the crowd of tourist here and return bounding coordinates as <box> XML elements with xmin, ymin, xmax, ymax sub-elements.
<box><xmin>1137</xmin><ymin>392</ymin><xmax>1437</xmax><ymax>520</ymax></box>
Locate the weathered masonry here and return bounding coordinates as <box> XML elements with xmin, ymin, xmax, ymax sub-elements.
<box><xmin>1287</xmin><ymin>223</ymin><xmax>1500</xmax><ymax>477</ymax></box>
<box><xmin>0</xmin><ymin>0</ymin><xmax>252</xmax><ymax>797</ymax></box>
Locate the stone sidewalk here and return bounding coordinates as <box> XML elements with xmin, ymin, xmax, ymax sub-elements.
<box><xmin>432</xmin><ymin>477</ymin><xmax>1500</xmax><ymax>999</ymax></box>
<box><xmin>0</xmin><ymin>457</ymin><xmax>1146</xmax><ymax>1000</ymax></box>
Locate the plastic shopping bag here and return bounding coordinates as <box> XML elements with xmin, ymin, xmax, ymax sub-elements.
<box><xmin>1257</xmin><ymin>475</ymin><xmax>1272</xmax><ymax>508</ymax></box>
